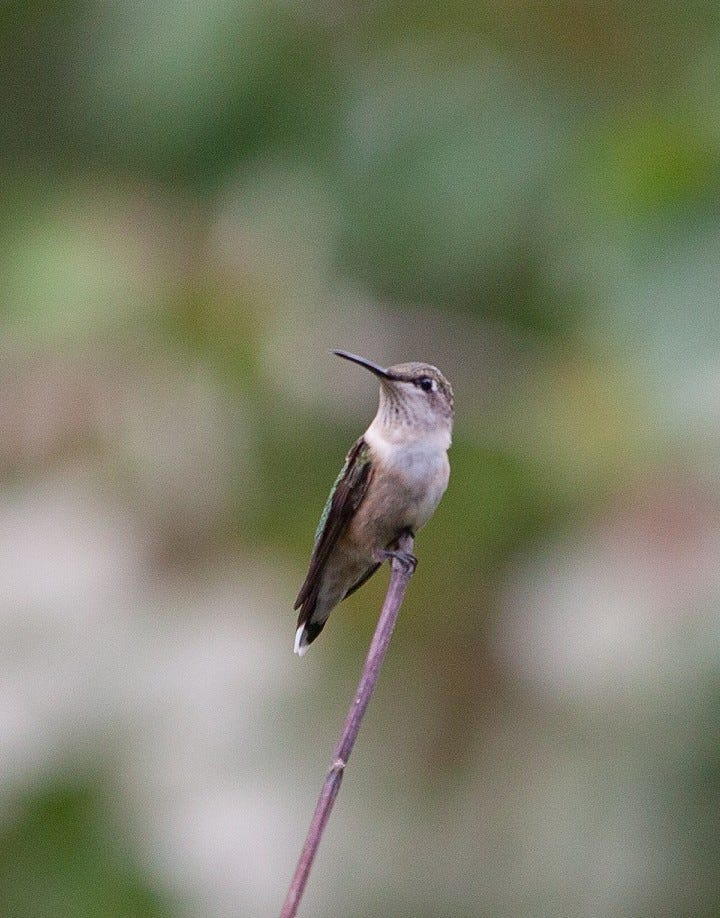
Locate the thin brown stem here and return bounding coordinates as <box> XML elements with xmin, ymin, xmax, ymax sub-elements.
<box><xmin>280</xmin><ymin>533</ymin><xmax>416</xmax><ymax>918</ymax></box>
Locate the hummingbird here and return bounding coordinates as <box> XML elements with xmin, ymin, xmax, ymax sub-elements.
<box><xmin>294</xmin><ymin>350</ymin><xmax>454</xmax><ymax>656</ymax></box>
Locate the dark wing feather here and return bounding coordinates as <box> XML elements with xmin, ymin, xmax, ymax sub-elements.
<box><xmin>294</xmin><ymin>437</ymin><xmax>373</xmax><ymax>615</ymax></box>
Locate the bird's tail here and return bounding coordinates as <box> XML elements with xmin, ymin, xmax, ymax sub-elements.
<box><xmin>293</xmin><ymin>574</ymin><xmax>332</xmax><ymax>656</ymax></box>
<box><xmin>293</xmin><ymin>614</ymin><xmax>325</xmax><ymax>657</ymax></box>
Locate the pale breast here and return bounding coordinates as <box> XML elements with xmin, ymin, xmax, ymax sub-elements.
<box><xmin>355</xmin><ymin>427</ymin><xmax>451</xmax><ymax>545</ymax></box>
<box><xmin>394</xmin><ymin>445</ymin><xmax>450</xmax><ymax>529</ymax></box>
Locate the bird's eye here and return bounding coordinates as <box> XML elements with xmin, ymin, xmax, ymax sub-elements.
<box><xmin>418</xmin><ymin>376</ymin><xmax>435</xmax><ymax>392</ymax></box>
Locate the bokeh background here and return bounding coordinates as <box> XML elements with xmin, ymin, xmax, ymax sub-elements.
<box><xmin>3</xmin><ymin>3</ymin><xmax>720</xmax><ymax>916</ymax></box>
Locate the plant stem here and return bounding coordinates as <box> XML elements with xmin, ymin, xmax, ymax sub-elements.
<box><xmin>280</xmin><ymin>533</ymin><xmax>416</xmax><ymax>918</ymax></box>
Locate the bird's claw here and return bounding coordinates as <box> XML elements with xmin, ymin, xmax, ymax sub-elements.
<box><xmin>374</xmin><ymin>548</ymin><xmax>418</xmax><ymax>573</ymax></box>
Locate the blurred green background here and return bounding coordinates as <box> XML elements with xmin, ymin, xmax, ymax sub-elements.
<box><xmin>2</xmin><ymin>2</ymin><xmax>720</xmax><ymax>916</ymax></box>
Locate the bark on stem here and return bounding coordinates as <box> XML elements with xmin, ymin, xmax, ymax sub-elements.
<box><xmin>280</xmin><ymin>533</ymin><xmax>416</xmax><ymax>918</ymax></box>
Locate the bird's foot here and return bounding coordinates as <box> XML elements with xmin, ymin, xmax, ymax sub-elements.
<box><xmin>374</xmin><ymin>547</ymin><xmax>418</xmax><ymax>573</ymax></box>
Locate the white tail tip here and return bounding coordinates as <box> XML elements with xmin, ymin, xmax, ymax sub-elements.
<box><xmin>294</xmin><ymin>624</ymin><xmax>310</xmax><ymax>657</ymax></box>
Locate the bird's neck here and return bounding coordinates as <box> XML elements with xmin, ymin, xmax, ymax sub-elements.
<box><xmin>365</xmin><ymin>413</ymin><xmax>452</xmax><ymax>459</ymax></box>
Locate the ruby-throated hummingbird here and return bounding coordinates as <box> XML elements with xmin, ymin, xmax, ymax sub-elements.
<box><xmin>294</xmin><ymin>350</ymin><xmax>454</xmax><ymax>655</ymax></box>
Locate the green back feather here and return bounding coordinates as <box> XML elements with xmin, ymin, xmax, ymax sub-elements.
<box><xmin>313</xmin><ymin>441</ymin><xmax>370</xmax><ymax>547</ymax></box>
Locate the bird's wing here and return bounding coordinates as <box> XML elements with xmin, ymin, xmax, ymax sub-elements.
<box><xmin>294</xmin><ymin>436</ymin><xmax>373</xmax><ymax>612</ymax></box>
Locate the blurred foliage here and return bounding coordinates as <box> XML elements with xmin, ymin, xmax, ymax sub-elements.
<box><xmin>0</xmin><ymin>778</ymin><xmax>171</xmax><ymax>918</ymax></box>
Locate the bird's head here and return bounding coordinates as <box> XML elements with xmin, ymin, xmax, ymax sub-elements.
<box><xmin>333</xmin><ymin>350</ymin><xmax>454</xmax><ymax>438</ymax></box>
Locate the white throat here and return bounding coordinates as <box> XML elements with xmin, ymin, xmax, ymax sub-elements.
<box><xmin>364</xmin><ymin>415</ymin><xmax>451</xmax><ymax>461</ymax></box>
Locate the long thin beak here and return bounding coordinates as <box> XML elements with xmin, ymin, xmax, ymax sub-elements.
<box><xmin>332</xmin><ymin>349</ymin><xmax>395</xmax><ymax>380</ymax></box>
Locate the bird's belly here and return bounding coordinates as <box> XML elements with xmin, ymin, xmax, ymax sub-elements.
<box><xmin>407</xmin><ymin>470</ymin><xmax>449</xmax><ymax>528</ymax></box>
<box><xmin>350</xmin><ymin>447</ymin><xmax>449</xmax><ymax>549</ymax></box>
<box><xmin>317</xmin><ymin>544</ymin><xmax>375</xmax><ymax>610</ymax></box>
<box><xmin>395</xmin><ymin>446</ymin><xmax>449</xmax><ymax>523</ymax></box>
